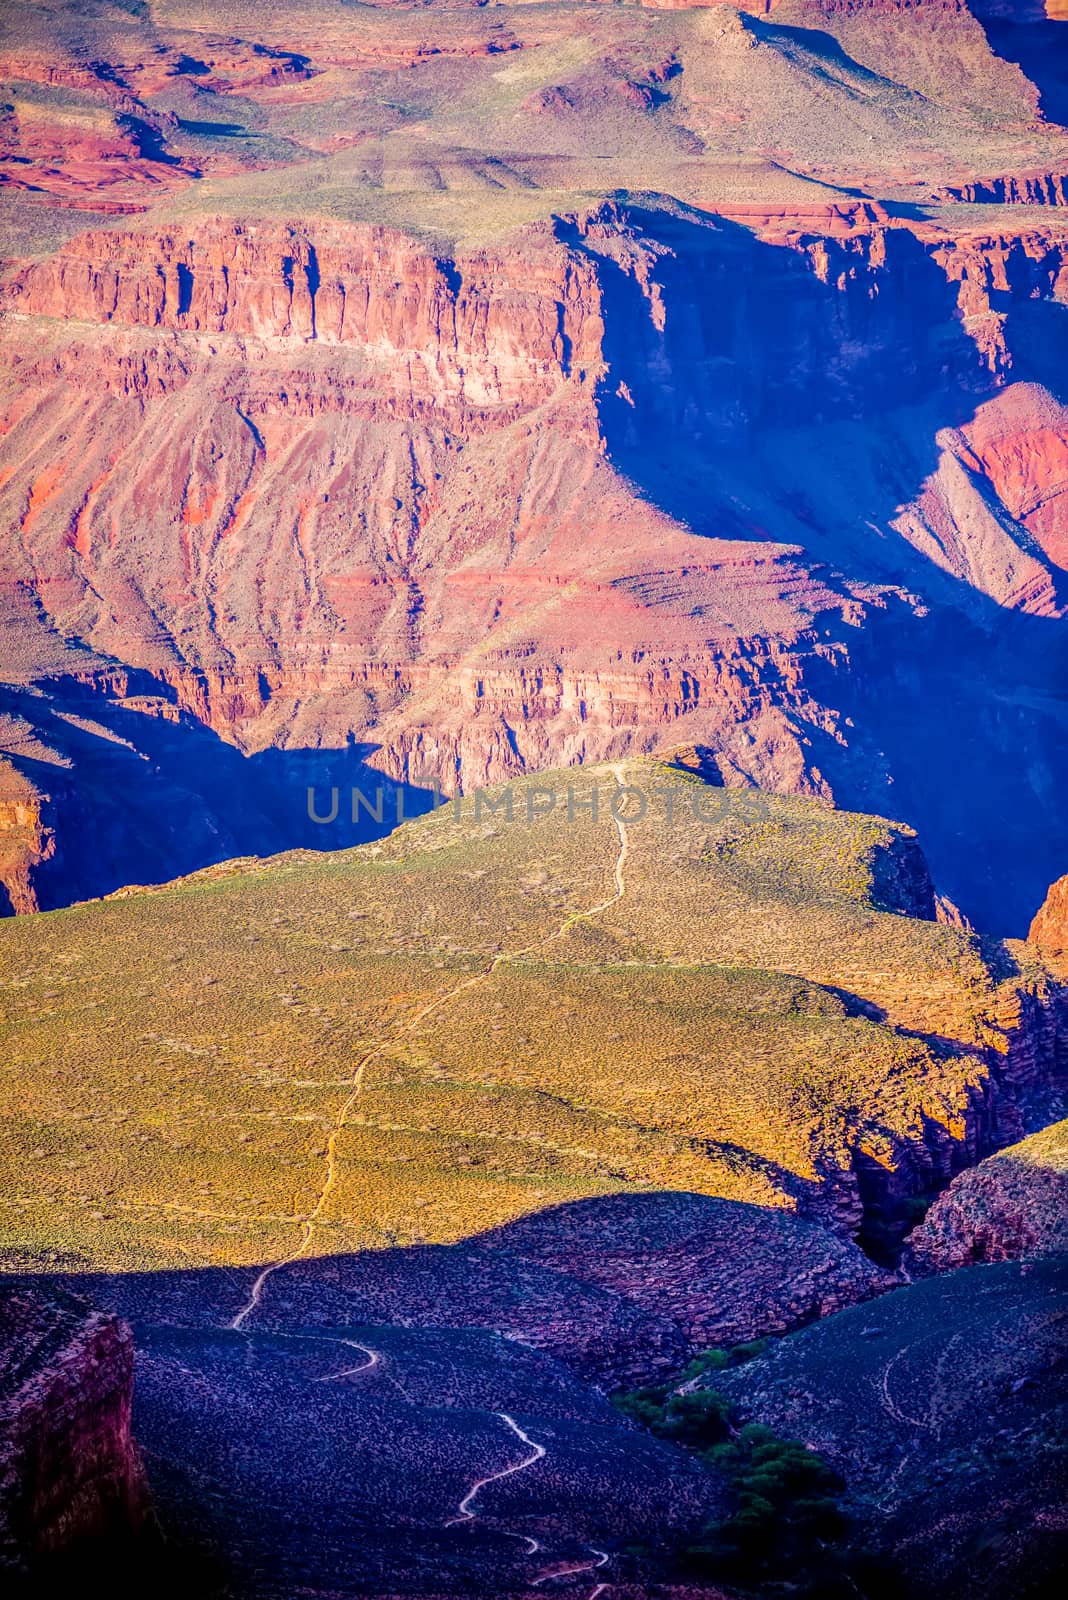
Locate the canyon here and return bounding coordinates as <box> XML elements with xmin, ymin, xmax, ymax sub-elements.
<box><xmin>2</xmin><ymin>3</ymin><xmax>1068</xmax><ymax>1596</ymax></box>
<box><xmin>0</xmin><ymin>0</ymin><xmax>1067</xmax><ymax>931</ymax></box>
<box><xmin>1</xmin><ymin>757</ymin><xmax>1065</xmax><ymax>1595</ymax></box>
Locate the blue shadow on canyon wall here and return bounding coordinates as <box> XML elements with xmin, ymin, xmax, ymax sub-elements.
<box><xmin>0</xmin><ymin>675</ymin><xmax>437</xmax><ymax>914</ymax></box>
<box><xmin>561</xmin><ymin>204</ymin><xmax>1068</xmax><ymax>935</ymax></box>
<box><xmin>976</xmin><ymin>8</ymin><xmax>1068</xmax><ymax>128</ymax></box>
<box><xmin>12</xmin><ymin>1191</ymin><xmax>855</xmax><ymax>1598</ymax></box>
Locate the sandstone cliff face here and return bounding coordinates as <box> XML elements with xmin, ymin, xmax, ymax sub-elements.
<box><xmin>9</xmin><ymin>221</ymin><xmax>602</xmax><ymax>411</ymax></box>
<box><xmin>0</xmin><ymin>1284</ymin><xmax>147</xmax><ymax>1574</ymax></box>
<box><xmin>2</xmin><ymin>0</ymin><xmax>1068</xmax><ymax>927</ymax></box>
<box><xmin>0</xmin><ymin>769</ymin><xmax>52</xmax><ymax>916</ymax></box>
<box><xmin>935</xmin><ymin>170</ymin><xmax>1068</xmax><ymax>204</ymax></box>
<box><xmin>906</xmin><ymin>1117</ymin><xmax>1068</xmax><ymax>1270</ymax></box>
<box><xmin>1030</xmin><ymin>871</ymin><xmax>1068</xmax><ymax>969</ymax></box>
<box><xmin>5</xmin><ymin>201</ymin><xmax>1068</xmax><ymax>926</ymax></box>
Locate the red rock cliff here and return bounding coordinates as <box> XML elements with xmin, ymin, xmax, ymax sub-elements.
<box><xmin>4</xmin><ymin>202</ymin><xmax>1068</xmax><ymax>928</ymax></box>
<box><xmin>1030</xmin><ymin>872</ymin><xmax>1068</xmax><ymax>969</ymax></box>
<box><xmin>0</xmin><ymin>1285</ymin><xmax>148</xmax><ymax>1574</ymax></box>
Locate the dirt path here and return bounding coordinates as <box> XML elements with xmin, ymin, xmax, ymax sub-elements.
<box><xmin>448</xmin><ymin>1410</ymin><xmax>546</xmax><ymax>1556</ymax></box>
<box><xmin>533</xmin><ymin>1547</ymin><xmax>611</xmax><ymax>1590</ymax></box>
<box><xmin>450</xmin><ymin>1415</ymin><xmax>613</xmax><ymax>1597</ymax></box>
<box><xmin>224</xmin><ymin>772</ymin><xmax>630</xmax><ymax>1598</ymax></box>
<box><xmin>228</xmin><ymin>767</ymin><xmax>633</xmax><ymax>1332</ymax></box>
<box><xmin>877</xmin><ymin>1345</ymin><xmax>933</xmax><ymax>1433</ymax></box>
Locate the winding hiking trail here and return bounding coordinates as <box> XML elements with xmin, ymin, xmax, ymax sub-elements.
<box><xmin>534</xmin><ymin>1548</ymin><xmax>611</xmax><ymax>1591</ymax></box>
<box><xmin>229</xmin><ymin>766</ymin><xmax>632</xmax><ymax>1332</ymax></box>
<box><xmin>448</xmin><ymin>1411</ymin><xmax>546</xmax><ymax>1555</ymax></box>
<box><xmin>225</xmin><ymin>770</ymin><xmax>631</xmax><ymax>1597</ymax></box>
<box><xmin>449</xmin><ymin>1414</ymin><xmax>612</xmax><ymax>1597</ymax></box>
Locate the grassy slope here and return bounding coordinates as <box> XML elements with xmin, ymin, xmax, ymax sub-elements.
<box><xmin>0</xmin><ymin>758</ymin><xmax>1037</xmax><ymax>1275</ymax></box>
<box><xmin>713</xmin><ymin>1257</ymin><xmax>1068</xmax><ymax>1597</ymax></box>
<box><xmin>7</xmin><ymin>2</ymin><xmax>1065</xmax><ymax>250</ymax></box>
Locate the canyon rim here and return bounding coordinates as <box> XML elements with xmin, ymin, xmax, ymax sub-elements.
<box><xmin>1</xmin><ymin>4</ymin><xmax>1067</xmax><ymax>1600</ymax></box>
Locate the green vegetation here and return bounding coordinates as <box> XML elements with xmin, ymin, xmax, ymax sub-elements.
<box><xmin>613</xmin><ymin>1349</ymin><xmax>850</xmax><ymax>1592</ymax></box>
<box><xmin>689</xmin><ymin>1424</ymin><xmax>847</xmax><ymax>1587</ymax></box>
<box><xmin>613</xmin><ymin>1383</ymin><xmax>733</xmax><ymax>1446</ymax></box>
<box><xmin>0</xmin><ymin>760</ymin><xmax>1031</xmax><ymax>1276</ymax></box>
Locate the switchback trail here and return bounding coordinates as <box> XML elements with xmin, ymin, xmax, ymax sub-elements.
<box><xmin>228</xmin><ymin>767</ymin><xmax>633</xmax><ymax>1331</ymax></box>
<box><xmin>224</xmin><ymin>772</ymin><xmax>630</xmax><ymax>1599</ymax></box>
<box><xmin>448</xmin><ymin>1410</ymin><xmax>546</xmax><ymax>1555</ymax></box>
<box><xmin>450</xmin><ymin>1415</ymin><xmax>612</xmax><ymax>1597</ymax></box>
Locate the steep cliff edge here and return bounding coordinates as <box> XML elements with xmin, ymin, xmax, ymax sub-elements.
<box><xmin>906</xmin><ymin>1117</ymin><xmax>1068</xmax><ymax>1269</ymax></box>
<box><xmin>0</xmin><ymin>1283</ymin><xmax>147</xmax><ymax>1577</ymax></box>
<box><xmin>1030</xmin><ymin>871</ymin><xmax>1068</xmax><ymax>970</ymax></box>
<box><xmin>4</xmin><ymin>202</ymin><xmax>1068</xmax><ymax>927</ymax></box>
<box><xmin>3</xmin><ymin>0</ymin><xmax>1068</xmax><ymax>930</ymax></box>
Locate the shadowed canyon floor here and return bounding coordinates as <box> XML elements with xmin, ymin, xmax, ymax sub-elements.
<box><xmin>2</xmin><ymin>1</ymin><xmax>1068</xmax><ymax>929</ymax></box>
<box><xmin>713</xmin><ymin>1257</ymin><xmax>1068</xmax><ymax>1600</ymax></box>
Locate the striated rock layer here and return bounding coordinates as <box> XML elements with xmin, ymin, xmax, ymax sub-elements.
<box><xmin>2</xmin><ymin>0</ymin><xmax>1068</xmax><ymax>930</ymax></box>
<box><xmin>3</xmin><ymin>204</ymin><xmax>1068</xmax><ymax>928</ymax></box>
<box><xmin>906</xmin><ymin>1117</ymin><xmax>1068</xmax><ymax>1269</ymax></box>
<box><xmin>0</xmin><ymin>1283</ymin><xmax>148</xmax><ymax>1576</ymax></box>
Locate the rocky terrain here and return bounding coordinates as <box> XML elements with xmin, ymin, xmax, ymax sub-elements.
<box><xmin>1030</xmin><ymin>870</ymin><xmax>1068</xmax><ymax>970</ymax></box>
<box><xmin>907</xmin><ymin>1116</ymin><xmax>1068</xmax><ymax>1269</ymax></box>
<box><xmin>0</xmin><ymin>759</ymin><xmax>1066</xmax><ymax>1594</ymax></box>
<box><xmin>2</xmin><ymin>758</ymin><xmax>1065</xmax><ymax>1279</ymax></box>
<box><xmin>3</xmin><ymin>3</ymin><xmax>1068</xmax><ymax>1596</ymax></box>
<box><xmin>0</xmin><ymin>1</ymin><xmax>1068</xmax><ymax>931</ymax></box>
<box><xmin>713</xmin><ymin>1259</ymin><xmax>1068</xmax><ymax>1599</ymax></box>
<box><xmin>0</xmin><ymin>1282</ymin><xmax>147</xmax><ymax>1583</ymax></box>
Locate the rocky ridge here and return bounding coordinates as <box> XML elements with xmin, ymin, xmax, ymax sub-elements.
<box><xmin>1030</xmin><ymin>870</ymin><xmax>1068</xmax><ymax>970</ymax></box>
<box><xmin>906</xmin><ymin>1116</ymin><xmax>1068</xmax><ymax>1268</ymax></box>
<box><xmin>0</xmin><ymin>1283</ymin><xmax>147</xmax><ymax>1578</ymax></box>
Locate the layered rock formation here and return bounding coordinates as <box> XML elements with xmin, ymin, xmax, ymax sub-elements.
<box><xmin>0</xmin><ymin>1283</ymin><xmax>147</xmax><ymax>1576</ymax></box>
<box><xmin>906</xmin><ymin>1117</ymin><xmax>1068</xmax><ymax>1268</ymax></box>
<box><xmin>4</xmin><ymin>199</ymin><xmax>1068</xmax><ymax>928</ymax></box>
<box><xmin>219</xmin><ymin>1194</ymin><xmax>896</xmax><ymax>1388</ymax></box>
<box><xmin>2</xmin><ymin>0</ymin><xmax>1068</xmax><ymax>934</ymax></box>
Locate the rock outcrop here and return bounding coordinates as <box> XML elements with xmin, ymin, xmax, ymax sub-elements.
<box><xmin>0</xmin><ymin>1283</ymin><xmax>147</xmax><ymax>1576</ymax></box>
<box><xmin>227</xmin><ymin>1194</ymin><xmax>897</xmax><ymax>1388</ymax></box>
<box><xmin>1030</xmin><ymin>871</ymin><xmax>1068</xmax><ymax>970</ymax></box>
<box><xmin>906</xmin><ymin>1117</ymin><xmax>1068</xmax><ymax>1269</ymax></box>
